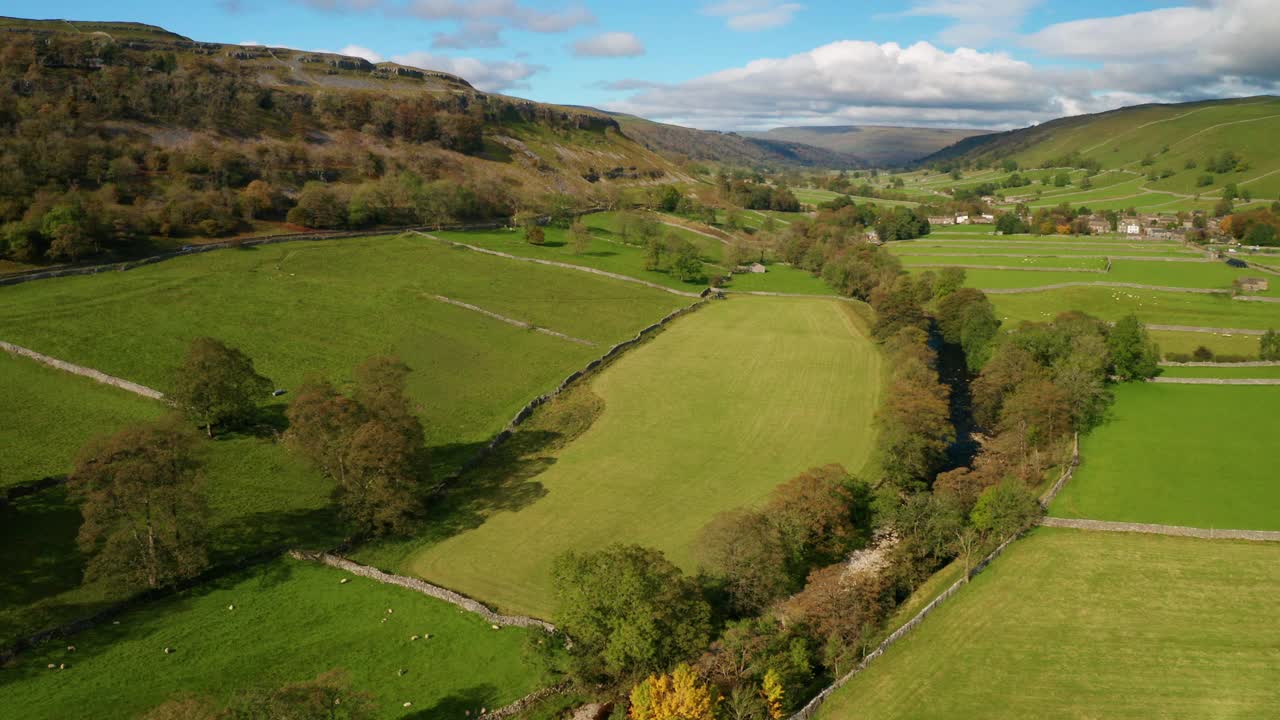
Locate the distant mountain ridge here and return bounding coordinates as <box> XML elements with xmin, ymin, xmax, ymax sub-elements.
<box><xmin>597</xmin><ymin>112</ymin><xmax>867</xmax><ymax>169</ymax></box>
<box><xmin>741</xmin><ymin>125</ymin><xmax>991</xmax><ymax>167</ymax></box>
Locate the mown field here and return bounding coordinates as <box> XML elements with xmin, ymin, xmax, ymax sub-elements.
<box><xmin>1051</xmin><ymin>383</ymin><xmax>1280</xmax><ymax>530</ymax></box>
<box><xmin>817</xmin><ymin>528</ymin><xmax>1280</xmax><ymax>719</ymax></box>
<box><xmin>0</xmin><ymin>353</ymin><xmax>162</xmax><ymax>489</ymax></box>
<box><xmin>0</xmin><ymin>234</ymin><xmax>689</xmax><ymax>471</ymax></box>
<box><xmin>371</xmin><ymin>296</ymin><xmax>883</xmax><ymax>617</ymax></box>
<box><xmin>0</xmin><ymin>559</ymin><xmax>550</xmax><ymax>720</ymax></box>
<box><xmin>988</xmin><ymin>286</ymin><xmax>1280</xmax><ymax>331</ymax></box>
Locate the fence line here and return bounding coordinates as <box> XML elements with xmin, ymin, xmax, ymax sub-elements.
<box><xmin>786</xmin><ymin>530</ymin><xmax>1025</xmax><ymax>720</ymax></box>
<box><xmin>1040</xmin><ymin>517</ymin><xmax>1280</xmax><ymax>542</ymax></box>
<box><xmin>0</xmin><ymin>340</ymin><xmax>165</xmax><ymax>400</ymax></box>
<box><xmin>287</xmin><ymin>551</ymin><xmax>556</xmax><ymax>631</ymax></box>
<box><xmin>1039</xmin><ymin>433</ymin><xmax>1081</xmax><ymax>508</ymax></box>
<box><xmin>431</xmin><ymin>295</ymin><xmax>596</xmax><ymax>347</ymax></box>
<box><xmin>416</xmin><ymin>231</ymin><xmax>703</xmax><ymax>298</ymax></box>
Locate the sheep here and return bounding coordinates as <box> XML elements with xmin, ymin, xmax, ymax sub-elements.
<box><xmin>59</xmin><ymin>663</ymin><xmax>67</xmax><ymax>670</ymax></box>
<box><xmin>403</xmin><ymin>702</ymin><xmax>412</xmax><ymax>708</ymax></box>
<box><xmin>227</xmin><ymin>604</ymin><xmax>235</xmax><ymax>611</ymax></box>
<box><xmin>339</xmin><ymin>578</ymin><xmax>350</xmax><ymax>584</ymax></box>
<box><xmin>386</xmin><ymin>608</ymin><xmax>393</xmax><ymax>614</ymax></box>
<box><xmin>66</xmin><ymin>645</ymin><xmax>76</xmax><ymax>652</ymax></box>
<box><xmin>396</xmin><ymin>668</ymin><xmax>407</xmax><ymax>677</ymax></box>
<box><xmin>491</xmin><ymin>624</ymin><xmax>500</xmax><ymax>630</ymax></box>
<box><xmin>47</xmin><ymin>663</ymin><xmax>56</xmax><ymax>669</ymax></box>
<box><xmin>409</xmin><ymin>635</ymin><xmax>419</xmax><ymax>641</ymax></box>
<box><xmin>163</xmin><ymin>647</ymin><xmax>174</xmax><ymax>654</ymax></box>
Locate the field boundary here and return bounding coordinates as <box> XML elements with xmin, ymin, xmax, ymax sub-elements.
<box><xmin>287</xmin><ymin>550</ymin><xmax>557</xmax><ymax>631</ymax></box>
<box><xmin>417</xmin><ymin>231</ymin><xmax>704</xmax><ymax>298</ymax></box>
<box><xmin>1160</xmin><ymin>360</ymin><xmax>1280</xmax><ymax>367</ymax></box>
<box><xmin>477</xmin><ymin>681</ymin><xmax>573</xmax><ymax>720</ymax></box>
<box><xmin>787</xmin><ymin>530</ymin><xmax>1024</xmax><ymax>720</ymax></box>
<box><xmin>1149</xmin><ymin>377</ymin><xmax>1280</xmax><ymax>385</ymax></box>
<box><xmin>1039</xmin><ymin>433</ymin><xmax>1081</xmax><ymax>507</ymax></box>
<box><xmin>430</xmin><ymin>295</ymin><xmax>596</xmax><ymax>347</ymax></box>
<box><xmin>908</xmin><ymin>263</ymin><xmax>1105</xmax><ymax>273</ymax></box>
<box><xmin>981</xmin><ymin>281</ymin><xmax>1230</xmax><ymax>295</ymax></box>
<box><xmin>0</xmin><ymin>340</ymin><xmax>165</xmax><ymax>400</ymax></box>
<box><xmin>1147</xmin><ymin>324</ymin><xmax>1267</xmax><ymax>335</ymax></box>
<box><xmin>1040</xmin><ymin>516</ymin><xmax>1280</xmax><ymax>541</ymax></box>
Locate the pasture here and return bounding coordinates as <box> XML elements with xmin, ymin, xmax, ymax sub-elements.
<box><xmin>988</xmin><ymin>286</ymin><xmax>1280</xmax><ymax>330</ymax></box>
<box><xmin>1051</xmin><ymin>383</ymin><xmax>1280</xmax><ymax>530</ymax></box>
<box><xmin>378</xmin><ymin>296</ymin><xmax>883</xmax><ymax>617</ymax></box>
<box><xmin>0</xmin><ymin>353</ymin><xmax>162</xmax><ymax>489</ymax></box>
<box><xmin>816</xmin><ymin>528</ymin><xmax>1280</xmax><ymax>720</ymax></box>
<box><xmin>0</xmin><ymin>559</ymin><xmax>549</xmax><ymax>720</ymax></box>
<box><xmin>0</xmin><ymin>233</ymin><xmax>689</xmax><ymax>471</ymax></box>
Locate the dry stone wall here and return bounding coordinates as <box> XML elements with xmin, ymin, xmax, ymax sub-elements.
<box><xmin>477</xmin><ymin>681</ymin><xmax>574</xmax><ymax>720</ymax></box>
<box><xmin>1040</xmin><ymin>517</ymin><xmax>1280</xmax><ymax>541</ymax></box>
<box><xmin>0</xmin><ymin>341</ymin><xmax>165</xmax><ymax>400</ymax></box>
<box><xmin>288</xmin><ymin>550</ymin><xmax>556</xmax><ymax>631</ymax></box>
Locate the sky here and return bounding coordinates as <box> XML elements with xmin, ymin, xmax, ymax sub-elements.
<box><xmin>6</xmin><ymin>0</ymin><xmax>1280</xmax><ymax>130</ymax></box>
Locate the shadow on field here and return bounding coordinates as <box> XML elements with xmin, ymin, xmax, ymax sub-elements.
<box><xmin>409</xmin><ymin>684</ymin><xmax>499</xmax><ymax>719</ymax></box>
<box><xmin>212</xmin><ymin>505</ymin><xmax>342</xmax><ymax>561</ymax></box>
<box><xmin>0</xmin><ymin>487</ymin><xmax>84</xmax><ymax>611</ymax></box>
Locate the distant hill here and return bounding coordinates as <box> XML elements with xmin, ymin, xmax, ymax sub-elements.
<box><xmin>741</xmin><ymin>125</ymin><xmax>990</xmax><ymax>167</ymax></box>
<box><xmin>920</xmin><ymin>96</ymin><xmax>1280</xmax><ymax>200</ymax></box>
<box><xmin>603</xmin><ymin>113</ymin><xmax>866</xmax><ymax>169</ymax></box>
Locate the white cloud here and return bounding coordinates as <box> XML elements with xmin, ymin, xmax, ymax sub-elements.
<box><xmin>899</xmin><ymin>0</ymin><xmax>1040</xmax><ymax>47</ymax></box>
<box><xmin>337</xmin><ymin>44</ymin><xmax>384</xmax><ymax>63</ymax></box>
<box><xmin>608</xmin><ymin>40</ymin><xmax>1062</xmax><ymax>129</ymax></box>
<box><xmin>571</xmin><ymin>31</ymin><xmax>645</xmax><ymax>58</ymax></box>
<box><xmin>703</xmin><ymin>1</ymin><xmax>803</xmax><ymax>31</ymax></box>
<box><xmin>431</xmin><ymin>21</ymin><xmax>504</xmax><ymax>49</ymax></box>
<box><xmin>391</xmin><ymin>51</ymin><xmax>543</xmax><ymax>92</ymax></box>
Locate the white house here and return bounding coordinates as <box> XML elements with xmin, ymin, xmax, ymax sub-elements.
<box><xmin>955</xmin><ymin>214</ymin><xmax>970</xmax><ymax>225</ymax></box>
<box><xmin>1123</xmin><ymin>222</ymin><xmax>1142</xmax><ymax>235</ymax></box>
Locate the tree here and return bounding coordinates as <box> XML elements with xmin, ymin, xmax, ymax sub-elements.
<box><xmin>287</xmin><ymin>182</ymin><xmax>348</xmax><ymax>229</ymax></box>
<box><xmin>286</xmin><ymin>357</ymin><xmax>426</xmax><ymax>537</ymax></box>
<box><xmin>69</xmin><ymin>419</ymin><xmax>209</xmax><ymax>589</ymax></box>
<box><xmin>171</xmin><ymin>337</ymin><xmax>272</xmax><ymax>437</ymax></box>
<box><xmin>970</xmin><ymin>481</ymin><xmax>1042</xmax><ymax>541</ymax></box>
<box><xmin>670</xmin><ymin>241</ymin><xmax>707</xmax><ymax>283</ymax></box>
<box><xmin>766</xmin><ymin>465</ymin><xmax>868</xmax><ymax>572</ymax></box>
<box><xmin>628</xmin><ymin>664</ymin><xmax>716</xmax><ymax>720</ymax></box>
<box><xmin>1262</xmin><ymin>329</ymin><xmax>1280</xmax><ymax>361</ymax></box>
<box><xmin>569</xmin><ymin>220</ymin><xmax>591</xmax><ymax>254</ymax></box>
<box><xmin>697</xmin><ymin>509</ymin><xmax>789</xmax><ymax>614</ymax></box>
<box><xmin>524</xmin><ymin>223</ymin><xmax>545</xmax><ymax>245</ymax></box>
<box><xmin>1107</xmin><ymin>314</ymin><xmax>1160</xmax><ymax>381</ymax></box>
<box><xmin>552</xmin><ymin>544</ymin><xmax>711</xmax><ymax>681</ymax></box>
<box><xmin>933</xmin><ymin>266</ymin><xmax>966</xmax><ymax>299</ymax></box>
<box><xmin>761</xmin><ymin>669</ymin><xmax>785</xmax><ymax>720</ymax></box>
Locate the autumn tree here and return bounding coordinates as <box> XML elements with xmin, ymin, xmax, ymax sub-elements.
<box><xmin>767</xmin><ymin>465</ymin><xmax>869</xmax><ymax>572</ymax></box>
<box><xmin>569</xmin><ymin>220</ymin><xmax>591</xmax><ymax>254</ymax></box>
<box><xmin>1107</xmin><ymin>314</ymin><xmax>1160</xmax><ymax>381</ymax></box>
<box><xmin>628</xmin><ymin>664</ymin><xmax>717</xmax><ymax>720</ymax></box>
<box><xmin>285</xmin><ymin>357</ymin><xmax>427</xmax><ymax>537</ymax></box>
<box><xmin>552</xmin><ymin>544</ymin><xmax>711</xmax><ymax>681</ymax></box>
<box><xmin>877</xmin><ymin>328</ymin><xmax>954</xmax><ymax>490</ymax></box>
<box><xmin>171</xmin><ymin>337</ymin><xmax>273</xmax><ymax>437</ymax></box>
<box><xmin>697</xmin><ymin>509</ymin><xmax>789</xmax><ymax>614</ymax></box>
<box><xmin>998</xmin><ymin>378</ymin><xmax>1073</xmax><ymax>476</ymax></box>
<box><xmin>761</xmin><ymin>669</ymin><xmax>785</xmax><ymax>720</ymax></box>
<box><xmin>69</xmin><ymin>419</ymin><xmax>209</xmax><ymax>589</ymax></box>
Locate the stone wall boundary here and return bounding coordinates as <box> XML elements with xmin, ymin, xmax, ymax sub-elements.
<box><xmin>477</xmin><ymin>681</ymin><xmax>574</xmax><ymax>720</ymax></box>
<box><xmin>1040</xmin><ymin>517</ymin><xmax>1280</xmax><ymax>542</ymax></box>
<box><xmin>1039</xmin><ymin>432</ymin><xmax>1081</xmax><ymax>508</ymax></box>
<box><xmin>786</xmin><ymin>530</ymin><xmax>1025</xmax><ymax>720</ymax></box>
<box><xmin>1</xmin><ymin>340</ymin><xmax>165</xmax><ymax>400</ymax></box>
<box><xmin>288</xmin><ymin>550</ymin><xmax>556</xmax><ymax>632</ymax></box>
<box><xmin>444</xmin><ymin>299</ymin><xmax>707</xmax><ymax>482</ymax></box>
<box><xmin>1160</xmin><ymin>360</ymin><xmax>1280</xmax><ymax>367</ymax></box>
<box><xmin>431</xmin><ymin>295</ymin><xmax>596</xmax><ymax>347</ymax></box>
<box><xmin>1149</xmin><ymin>377</ymin><xmax>1280</xmax><ymax>385</ymax></box>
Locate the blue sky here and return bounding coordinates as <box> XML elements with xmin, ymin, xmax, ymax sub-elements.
<box><xmin>6</xmin><ymin>0</ymin><xmax>1278</xmax><ymax>129</ymax></box>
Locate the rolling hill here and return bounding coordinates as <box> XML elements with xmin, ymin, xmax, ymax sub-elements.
<box><xmin>920</xmin><ymin>96</ymin><xmax>1280</xmax><ymax>200</ymax></box>
<box><xmin>743</xmin><ymin>125</ymin><xmax>990</xmax><ymax>167</ymax></box>
<box><xmin>606</xmin><ymin>112</ymin><xmax>866</xmax><ymax>169</ymax></box>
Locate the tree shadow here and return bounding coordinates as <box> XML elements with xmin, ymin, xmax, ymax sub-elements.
<box><xmin>210</xmin><ymin>505</ymin><xmax>343</xmax><ymax>562</ymax></box>
<box><xmin>583</xmin><ymin>249</ymin><xmax>618</xmax><ymax>258</ymax></box>
<box><xmin>0</xmin><ymin>486</ymin><xmax>84</xmax><ymax>610</ymax></box>
<box><xmin>407</xmin><ymin>684</ymin><xmax>499</xmax><ymax>719</ymax></box>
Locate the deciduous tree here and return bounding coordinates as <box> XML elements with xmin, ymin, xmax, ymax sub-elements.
<box><xmin>628</xmin><ymin>664</ymin><xmax>717</xmax><ymax>720</ymax></box>
<box><xmin>171</xmin><ymin>337</ymin><xmax>272</xmax><ymax>437</ymax></box>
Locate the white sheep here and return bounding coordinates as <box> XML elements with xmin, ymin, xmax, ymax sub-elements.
<box><xmin>491</xmin><ymin>624</ymin><xmax>500</xmax><ymax>630</ymax></box>
<box><xmin>163</xmin><ymin>647</ymin><xmax>173</xmax><ymax>654</ymax></box>
<box><xmin>227</xmin><ymin>604</ymin><xmax>235</xmax><ymax>611</ymax></box>
<box><xmin>339</xmin><ymin>578</ymin><xmax>349</xmax><ymax>584</ymax></box>
<box><xmin>66</xmin><ymin>645</ymin><xmax>76</xmax><ymax>652</ymax></box>
<box><xmin>410</xmin><ymin>635</ymin><xmax>419</xmax><ymax>641</ymax></box>
<box><xmin>403</xmin><ymin>702</ymin><xmax>412</xmax><ymax>708</ymax></box>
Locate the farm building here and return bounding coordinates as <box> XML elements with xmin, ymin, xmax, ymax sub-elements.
<box><xmin>955</xmin><ymin>214</ymin><xmax>970</xmax><ymax>224</ymax></box>
<box><xmin>1238</xmin><ymin>277</ymin><xmax>1270</xmax><ymax>292</ymax></box>
<box><xmin>928</xmin><ymin>216</ymin><xmax>956</xmax><ymax>226</ymax></box>
<box><xmin>748</xmin><ymin>262</ymin><xmax>767</xmax><ymax>274</ymax></box>
<box><xmin>1123</xmin><ymin>222</ymin><xmax>1142</xmax><ymax>235</ymax></box>
<box><xmin>1147</xmin><ymin>227</ymin><xmax>1173</xmax><ymax>239</ymax></box>
<box><xmin>1088</xmin><ymin>219</ymin><xmax>1112</xmax><ymax>234</ymax></box>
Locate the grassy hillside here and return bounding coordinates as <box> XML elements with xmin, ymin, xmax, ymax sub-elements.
<box><xmin>817</xmin><ymin>528</ymin><xmax>1280</xmax><ymax>719</ymax></box>
<box><xmin>921</xmin><ymin>96</ymin><xmax>1280</xmax><ymax>201</ymax></box>
<box><xmin>0</xmin><ymin>559</ymin><xmax>549</xmax><ymax>720</ymax></box>
<box><xmin>609</xmin><ymin>113</ymin><xmax>864</xmax><ymax>169</ymax></box>
<box><xmin>370</xmin><ymin>296</ymin><xmax>882</xmax><ymax>617</ymax></box>
<box><xmin>745</xmin><ymin>125</ymin><xmax>989</xmax><ymax>167</ymax></box>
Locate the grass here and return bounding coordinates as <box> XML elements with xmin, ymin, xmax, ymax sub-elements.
<box><xmin>1149</xmin><ymin>329</ymin><xmax>1260</xmax><ymax>357</ymax></box>
<box><xmin>816</xmin><ymin>527</ymin><xmax>1280</xmax><ymax>719</ymax></box>
<box><xmin>1158</xmin><ymin>365</ymin><xmax>1280</xmax><ymax>378</ymax></box>
<box><xmin>725</xmin><ymin>265</ymin><xmax>836</xmax><ymax>294</ymax></box>
<box><xmin>914</xmin><ymin>260</ymin><xmax>1277</xmax><ymax>294</ymax></box>
<box><xmin>988</xmin><ymin>286</ymin><xmax>1280</xmax><ymax>330</ymax></box>
<box><xmin>0</xmin><ymin>353</ymin><xmax>163</xmax><ymax>489</ymax></box>
<box><xmin>369</xmin><ymin>297</ymin><xmax>883</xmax><ymax>617</ymax></box>
<box><xmin>0</xmin><ymin>234</ymin><xmax>687</xmax><ymax>473</ymax></box>
<box><xmin>895</xmin><ymin>255</ymin><xmax>1107</xmax><ymax>270</ymax></box>
<box><xmin>1051</xmin><ymin>383</ymin><xmax>1280</xmax><ymax>530</ymax></box>
<box><xmin>0</xmin><ymin>559</ymin><xmax>550</xmax><ymax>720</ymax></box>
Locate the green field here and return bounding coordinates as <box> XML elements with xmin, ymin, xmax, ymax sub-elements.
<box><xmin>0</xmin><ymin>234</ymin><xmax>688</xmax><ymax>470</ymax></box>
<box><xmin>817</xmin><ymin>528</ymin><xmax>1280</xmax><ymax>719</ymax></box>
<box><xmin>1157</xmin><ymin>364</ymin><xmax>1280</xmax><ymax>378</ymax></box>
<box><xmin>1052</xmin><ymin>383</ymin><xmax>1280</xmax><ymax>530</ymax></box>
<box><xmin>376</xmin><ymin>297</ymin><xmax>883</xmax><ymax>617</ymax></box>
<box><xmin>0</xmin><ymin>559</ymin><xmax>549</xmax><ymax>720</ymax></box>
<box><xmin>895</xmin><ymin>255</ymin><xmax>1107</xmax><ymax>270</ymax></box>
<box><xmin>1149</xmin><ymin>329</ymin><xmax>1260</xmax><ymax>357</ymax></box>
<box><xmin>989</xmin><ymin>286</ymin><xmax>1280</xmax><ymax>330</ymax></box>
<box><xmin>0</xmin><ymin>353</ymin><xmax>163</xmax><ymax>489</ymax></box>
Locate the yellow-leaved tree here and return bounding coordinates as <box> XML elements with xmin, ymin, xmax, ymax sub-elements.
<box><xmin>629</xmin><ymin>664</ymin><xmax>717</xmax><ymax>720</ymax></box>
<box><xmin>761</xmin><ymin>669</ymin><xmax>785</xmax><ymax>720</ymax></box>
